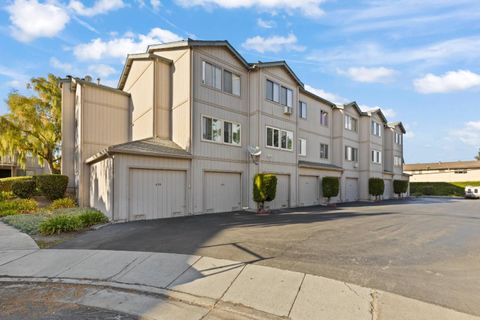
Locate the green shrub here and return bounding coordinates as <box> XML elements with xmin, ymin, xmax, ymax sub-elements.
<box><xmin>409</xmin><ymin>182</ymin><xmax>480</xmax><ymax>197</ymax></box>
<box><xmin>12</xmin><ymin>179</ymin><xmax>36</xmax><ymax>199</ymax></box>
<box><xmin>2</xmin><ymin>214</ymin><xmax>47</xmax><ymax>235</ymax></box>
<box><xmin>322</xmin><ymin>177</ymin><xmax>339</xmax><ymax>202</ymax></box>
<box><xmin>393</xmin><ymin>180</ymin><xmax>409</xmax><ymax>198</ymax></box>
<box><xmin>39</xmin><ymin>214</ymin><xmax>83</xmax><ymax>235</ymax></box>
<box><xmin>77</xmin><ymin>209</ymin><xmax>108</xmax><ymax>227</ymax></box>
<box><xmin>0</xmin><ymin>199</ymin><xmax>38</xmax><ymax>217</ymax></box>
<box><xmin>36</xmin><ymin>174</ymin><xmax>69</xmax><ymax>200</ymax></box>
<box><xmin>0</xmin><ymin>191</ymin><xmax>14</xmax><ymax>201</ymax></box>
<box><xmin>253</xmin><ymin>173</ymin><xmax>277</xmax><ymax>209</ymax></box>
<box><xmin>49</xmin><ymin>197</ymin><xmax>76</xmax><ymax>210</ymax></box>
<box><xmin>0</xmin><ymin>176</ymin><xmax>33</xmax><ymax>192</ymax></box>
<box><xmin>369</xmin><ymin>178</ymin><xmax>385</xmax><ymax>199</ymax></box>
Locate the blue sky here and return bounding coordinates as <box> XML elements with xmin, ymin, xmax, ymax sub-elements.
<box><xmin>1</xmin><ymin>0</ymin><xmax>479</xmax><ymax>163</ymax></box>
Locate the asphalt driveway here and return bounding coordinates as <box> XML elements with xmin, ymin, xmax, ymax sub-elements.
<box><xmin>57</xmin><ymin>197</ymin><xmax>480</xmax><ymax>316</ymax></box>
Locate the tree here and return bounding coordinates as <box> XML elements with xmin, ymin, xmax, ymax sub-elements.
<box><xmin>475</xmin><ymin>148</ymin><xmax>480</xmax><ymax>161</ymax></box>
<box><xmin>0</xmin><ymin>74</ymin><xmax>61</xmax><ymax>173</ymax></box>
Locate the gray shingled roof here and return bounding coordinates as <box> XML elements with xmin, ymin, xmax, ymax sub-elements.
<box><xmin>298</xmin><ymin>160</ymin><xmax>343</xmax><ymax>171</ymax></box>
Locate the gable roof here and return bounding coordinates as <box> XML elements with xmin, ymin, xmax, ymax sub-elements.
<box><xmin>250</xmin><ymin>61</ymin><xmax>304</xmax><ymax>87</ymax></box>
<box><xmin>404</xmin><ymin>160</ymin><xmax>480</xmax><ymax>172</ymax></box>
<box><xmin>340</xmin><ymin>101</ymin><xmax>365</xmax><ymax>116</ymax></box>
<box><xmin>364</xmin><ymin>108</ymin><xmax>388</xmax><ymax>124</ymax></box>
<box><xmin>388</xmin><ymin>122</ymin><xmax>406</xmax><ymax>133</ymax></box>
<box><xmin>118</xmin><ymin>53</ymin><xmax>173</xmax><ymax>90</ymax></box>
<box><xmin>299</xmin><ymin>87</ymin><xmax>336</xmax><ymax>108</ymax></box>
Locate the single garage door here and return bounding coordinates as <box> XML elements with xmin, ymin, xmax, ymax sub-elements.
<box><xmin>204</xmin><ymin>172</ymin><xmax>242</xmax><ymax>213</ymax></box>
<box><xmin>345</xmin><ymin>178</ymin><xmax>359</xmax><ymax>202</ymax></box>
<box><xmin>299</xmin><ymin>176</ymin><xmax>319</xmax><ymax>207</ymax></box>
<box><xmin>384</xmin><ymin>179</ymin><xmax>392</xmax><ymax>199</ymax></box>
<box><xmin>129</xmin><ymin>168</ymin><xmax>186</xmax><ymax>220</ymax></box>
<box><xmin>266</xmin><ymin>174</ymin><xmax>290</xmax><ymax>209</ymax></box>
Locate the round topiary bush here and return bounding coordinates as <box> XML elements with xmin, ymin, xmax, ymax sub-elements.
<box><xmin>369</xmin><ymin>178</ymin><xmax>385</xmax><ymax>200</ymax></box>
<box><xmin>36</xmin><ymin>174</ymin><xmax>69</xmax><ymax>200</ymax></box>
<box><xmin>322</xmin><ymin>177</ymin><xmax>339</xmax><ymax>203</ymax></box>
<box><xmin>11</xmin><ymin>179</ymin><xmax>36</xmax><ymax>199</ymax></box>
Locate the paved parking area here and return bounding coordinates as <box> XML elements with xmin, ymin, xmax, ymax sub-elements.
<box><xmin>58</xmin><ymin>198</ymin><xmax>480</xmax><ymax>316</ymax></box>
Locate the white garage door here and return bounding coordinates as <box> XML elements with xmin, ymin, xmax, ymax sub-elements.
<box><xmin>129</xmin><ymin>169</ymin><xmax>186</xmax><ymax>221</ymax></box>
<box><xmin>266</xmin><ymin>174</ymin><xmax>290</xmax><ymax>209</ymax></box>
<box><xmin>345</xmin><ymin>178</ymin><xmax>359</xmax><ymax>202</ymax></box>
<box><xmin>384</xmin><ymin>179</ymin><xmax>392</xmax><ymax>199</ymax></box>
<box><xmin>204</xmin><ymin>172</ymin><xmax>242</xmax><ymax>213</ymax></box>
<box><xmin>299</xmin><ymin>176</ymin><xmax>319</xmax><ymax>207</ymax></box>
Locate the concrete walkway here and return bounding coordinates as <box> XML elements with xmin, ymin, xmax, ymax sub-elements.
<box><xmin>0</xmin><ymin>248</ymin><xmax>478</xmax><ymax>320</ymax></box>
<box><xmin>0</xmin><ymin>222</ymin><xmax>38</xmax><ymax>250</ymax></box>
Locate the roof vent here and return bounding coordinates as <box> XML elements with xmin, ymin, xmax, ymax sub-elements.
<box><xmin>84</xmin><ymin>75</ymin><xmax>93</xmax><ymax>82</ymax></box>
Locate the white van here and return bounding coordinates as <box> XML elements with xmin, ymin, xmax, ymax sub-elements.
<box><xmin>465</xmin><ymin>186</ymin><xmax>480</xmax><ymax>199</ymax></box>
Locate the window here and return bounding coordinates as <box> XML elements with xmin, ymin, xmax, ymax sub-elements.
<box><xmin>223</xmin><ymin>70</ymin><xmax>241</xmax><ymax>96</ymax></box>
<box><xmin>345</xmin><ymin>146</ymin><xmax>358</xmax><ymax>162</ymax></box>
<box><xmin>344</xmin><ymin>115</ymin><xmax>358</xmax><ymax>131</ymax></box>
<box><xmin>395</xmin><ymin>132</ymin><xmax>403</xmax><ymax>145</ymax></box>
<box><xmin>298</xmin><ymin>138</ymin><xmax>307</xmax><ymax>156</ymax></box>
<box><xmin>371</xmin><ymin>121</ymin><xmax>382</xmax><ymax>137</ymax></box>
<box><xmin>320</xmin><ymin>143</ymin><xmax>329</xmax><ymax>160</ymax></box>
<box><xmin>372</xmin><ymin>150</ymin><xmax>382</xmax><ymax>164</ymax></box>
<box><xmin>394</xmin><ymin>156</ymin><xmax>402</xmax><ymax>167</ymax></box>
<box><xmin>266</xmin><ymin>126</ymin><xmax>293</xmax><ymax>151</ymax></box>
<box><xmin>202</xmin><ymin>115</ymin><xmax>241</xmax><ymax>146</ymax></box>
<box><xmin>266</xmin><ymin>79</ymin><xmax>292</xmax><ymax>107</ymax></box>
<box><xmin>320</xmin><ymin>110</ymin><xmax>329</xmax><ymax>126</ymax></box>
<box><xmin>299</xmin><ymin>101</ymin><xmax>307</xmax><ymax>119</ymax></box>
<box><xmin>202</xmin><ymin>61</ymin><xmax>221</xmax><ymax>90</ymax></box>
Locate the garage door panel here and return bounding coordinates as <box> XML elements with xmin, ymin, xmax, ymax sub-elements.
<box><xmin>384</xmin><ymin>179</ymin><xmax>392</xmax><ymax>199</ymax></box>
<box><xmin>204</xmin><ymin>172</ymin><xmax>241</xmax><ymax>213</ymax></box>
<box><xmin>345</xmin><ymin>178</ymin><xmax>359</xmax><ymax>202</ymax></box>
<box><xmin>129</xmin><ymin>169</ymin><xmax>186</xmax><ymax>221</ymax></box>
<box><xmin>299</xmin><ymin>176</ymin><xmax>319</xmax><ymax>207</ymax></box>
<box><xmin>266</xmin><ymin>174</ymin><xmax>289</xmax><ymax>209</ymax></box>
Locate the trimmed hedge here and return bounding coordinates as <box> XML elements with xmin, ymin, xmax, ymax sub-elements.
<box><xmin>0</xmin><ymin>176</ymin><xmax>33</xmax><ymax>192</ymax></box>
<box><xmin>12</xmin><ymin>179</ymin><xmax>36</xmax><ymax>199</ymax></box>
<box><xmin>253</xmin><ymin>173</ymin><xmax>277</xmax><ymax>208</ymax></box>
<box><xmin>36</xmin><ymin>174</ymin><xmax>69</xmax><ymax>200</ymax></box>
<box><xmin>322</xmin><ymin>177</ymin><xmax>339</xmax><ymax>202</ymax></box>
<box><xmin>369</xmin><ymin>178</ymin><xmax>385</xmax><ymax>199</ymax></box>
<box><xmin>393</xmin><ymin>180</ymin><xmax>409</xmax><ymax>197</ymax></box>
<box><xmin>410</xmin><ymin>181</ymin><xmax>480</xmax><ymax>197</ymax></box>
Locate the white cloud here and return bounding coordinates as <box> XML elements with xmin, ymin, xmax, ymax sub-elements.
<box><xmin>257</xmin><ymin>18</ymin><xmax>275</xmax><ymax>28</ymax></box>
<box><xmin>304</xmin><ymin>84</ymin><xmax>349</xmax><ymax>105</ymax></box>
<box><xmin>449</xmin><ymin>121</ymin><xmax>480</xmax><ymax>146</ymax></box>
<box><xmin>69</xmin><ymin>0</ymin><xmax>125</xmax><ymax>17</ymax></box>
<box><xmin>7</xmin><ymin>0</ymin><xmax>70</xmax><ymax>42</ymax></box>
<box><xmin>50</xmin><ymin>58</ymin><xmax>73</xmax><ymax>73</ymax></box>
<box><xmin>150</xmin><ymin>0</ymin><xmax>161</xmax><ymax>11</ymax></box>
<box><xmin>88</xmin><ymin>64</ymin><xmax>117</xmax><ymax>78</ymax></box>
<box><xmin>175</xmin><ymin>0</ymin><xmax>325</xmax><ymax>17</ymax></box>
<box><xmin>242</xmin><ymin>34</ymin><xmax>305</xmax><ymax>53</ymax></box>
<box><xmin>413</xmin><ymin>70</ymin><xmax>480</xmax><ymax>94</ymax></box>
<box><xmin>339</xmin><ymin>67</ymin><xmax>395</xmax><ymax>83</ymax></box>
<box><xmin>73</xmin><ymin>28</ymin><xmax>182</xmax><ymax>60</ymax></box>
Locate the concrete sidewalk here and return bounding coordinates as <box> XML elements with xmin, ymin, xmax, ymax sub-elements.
<box><xmin>0</xmin><ymin>222</ymin><xmax>38</xmax><ymax>250</ymax></box>
<box><xmin>0</xmin><ymin>249</ymin><xmax>478</xmax><ymax>320</ymax></box>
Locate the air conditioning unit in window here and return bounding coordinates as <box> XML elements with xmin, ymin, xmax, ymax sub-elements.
<box><xmin>283</xmin><ymin>106</ymin><xmax>292</xmax><ymax>115</ymax></box>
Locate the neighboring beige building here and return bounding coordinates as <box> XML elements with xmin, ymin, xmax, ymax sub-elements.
<box><xmin>60</xmin><ymin>39</ymin><xmax>409</xmax><ymax>222</ymax></box>
<box><xmin>405</xmin><ymin>161</ymin><xmax>480</xmax><ymax>182</ymax></box>
<box><xmin>0</xmin><ymin>155</ymin><xmax>50</xmax><ymax>178</ymax></box>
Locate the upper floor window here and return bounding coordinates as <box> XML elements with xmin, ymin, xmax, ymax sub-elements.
<box><xmin>298</xmin><ymin>138</ymin><xmax>307</xmax><ymax>156</ymax></box>
<box><xmin>299</xmin><ymin>101</ymin><xmax>307</xmax><ymax>119</ymax></box>
<box><xmin>344</xmin><ymin>115</ymin><xmax>358</xmax><ymax>132</ymax></box>
<box><xmin>372</xmin><ymin>150</ymin><xmax>382</xmax><ymax>164</ymax></box>
<box><xmin>266</xmin><ymin>126</ymin><xmax>293</xmax><ymax>151</ymax></box>
<box><xmin>320</xmin><ymin>143</ymin><xmax>329</xmax><ymax>160</ymax></box>
<box><xmin>202</xmin><ymin>61</ymin><xmax>240</xmax><ymax>96</ymax></box>
<box><xmin>320</xmin><ymin>110</ymin><xmax>329</xmax><ymax>127</ymax></box>
<box><xmin>395</xmin><ymin>132</ymin><xmax>403</xmax><ymax>145</ymax></box>
<box><xmin>266</xmin><ymin>79</ymin><xmax>293</xmax><ymax>108</ymax></box>
<box><xmin>371</xmin><ymin>121</ymin><xmax>382</xmax><ymax>137</ymax></box>
<box><xmin>394</xmin><ymin>156</ymin><xmax>402</xmax><ymax>167</ymax></box>
<box><xmin>202</xmin><ymin>115</ymin><xmax>241</xmax><ymax>146</ymax></box>
<box><xmin>345</xmin><ymin>146</ymin><xmax>358</xmax><ymax>162</ymax></box>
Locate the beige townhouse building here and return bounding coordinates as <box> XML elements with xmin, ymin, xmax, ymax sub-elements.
<box><xmin>60</xmin><ymin>39</ymin><xmax>408</xmax><ymax>222</ymax></box>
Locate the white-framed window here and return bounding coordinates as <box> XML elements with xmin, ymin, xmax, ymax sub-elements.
<box><xmin>345</xmin><ymin>146</ymin><xmax>358</xmax><ymax>162</ymax></box>
<box><xmin>372</xmin><ymin>150</ymin><xmax>382</xmax><ymax>164</ymax></box>
<box><xmin>371</xmin><ymin>121</ymin><xmax>382</xmax><ymax>137</ymax></box>
<box><xmin>299</xmin><ymin>101</ymin><xmax>307</xmax><ymax>119</ymax></box>
<box><xmin>344</xmin><ymin>115</ymin><xmax>358</xmax><ymax>132</ymax></box>
<box><xmin>202</xmin><ymin>60</ymin><xmax>241</xmax><ymax>96</ymax></box>
<box><xmin>223</xmin><ymin>70</ymin><xmax>241</xmax><ymax>96</ymax></box>
<box><xmin>320</xmin><ymin>143</ymin><xmax>329</xmax><ymax>160</ymax></box>
<box><xmin>394</xmin><ymin>156</ymin><xmax>402</xmax><ymax>167</ymax></box>
<box><xmin>266</xmin><ymin>79</ymin><xmax>293</xmax><ymax>107</ymax></box>
<box><xmin>395</xmin><ymin>132</ymin><xmax>403</xmax><ymax>145</ymax></box>
<box><xmin>320</xmin><ymin>110</ymin><xmax>329</xmax><ymax>127</ymax></box>
<box><xmin>298</xmin><ymin>138</ymin><xmax>307</xmax><ymax>156</ymax></box>
<box><xmin>202</xmin><ymin>115</ymin><xmax>241</xmax><ymax>146</ymax></box>
<box><xmin>266</xmin><ymin>126</ymin><xmax>293</xmax><ymax>151</ymax></box>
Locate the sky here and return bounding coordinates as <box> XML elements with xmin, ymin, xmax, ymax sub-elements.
<box><xmin>0</xmin><ymin>0</ymin><xmax>479</xmax><ymax>164</ymax></box>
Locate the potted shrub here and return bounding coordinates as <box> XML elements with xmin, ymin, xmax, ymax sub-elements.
<box><xmin>253</xmin><ymin>173</ymin><xmax>277</xmax><ymax>215</ymax></box>
<box><xmin>369</xmin><ymin>178</ymin><xmax>384</xmax><ymax>201</ymax></box>
<box><xmin>322</xmin><ymin>177</ymin><xmax>339</xmax><ymax>206</ymax></box>
<box><xmin>393</xmin><ymin>180</ymin><xmax>409</xmax><ymax>199</ymax></box>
